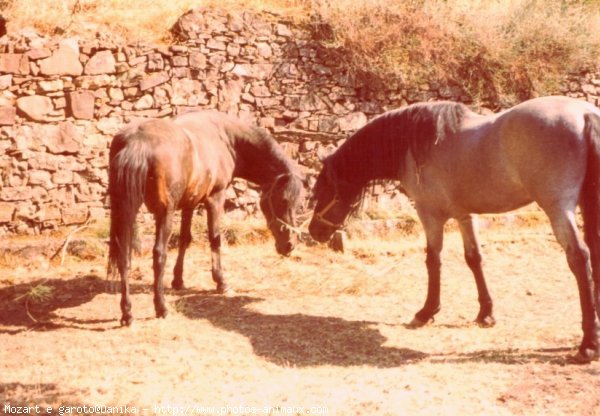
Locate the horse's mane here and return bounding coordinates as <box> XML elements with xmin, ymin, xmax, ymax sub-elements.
<box><xmin>315</xmin><ymin>101</ymin><xmax>469</xmax><ymax>210</ymax></box>
<box><xmin>245</xmin><ymin>125</ymin><xmax>305</xmax><ymax>204</ymax></box>
<box><xmin>177</xmin><ymin>109</ymin><xmax>301</xmax><ymax>172</ymax></box>
<box><xmin>199</xmin><ymin>110</ymin><xmax>305</xmax><ymax>203</ymax></box>
<box><xmin>328</xmin><ymin>101</ymin><xmax>469</xmax><ymax>185</ymax></box>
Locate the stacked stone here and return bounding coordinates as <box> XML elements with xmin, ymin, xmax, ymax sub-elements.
<box><xmin>0</xmin><ymin>8</ymin><xmax>598</xmax><ymax>235</ymax></box>
<box><xmin>563</xmin><ymin>72</ymin><xmax>600</xmax><ymax>105</ymax></box>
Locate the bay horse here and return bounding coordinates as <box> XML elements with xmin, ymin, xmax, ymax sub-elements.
<box><xmin>309</xmin><ymin>96</ymin><xmax>600</xmax><ymax>363</ymax></box>
<box><xmin>108</xmin><ymin>110</ymin><xmax>305</xmax><ymax>326</ymax></box>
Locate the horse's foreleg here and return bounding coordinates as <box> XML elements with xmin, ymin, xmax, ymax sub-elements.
<box><xmin>410</xmin><ymin>209</ymin><xmax>446</xmax><ymax>328</ymax></box>
<box><xmin>172</xmin><ymin>208</ymin><xmax>194</xmax><ymax>290</ymax></box>
<box><xmin>206</xmin><ymin>191</ymin><xmax>228</xmax><ymax>293</ymax></box>
<box><xmin>153</xmin><ymin>209</ymin><xmax>173</xmax><ymax>318</ymax></box>
<box><xmin>546</xmin><ymin>207</ymin><xmax>599</xmax><ymax>363</ymax></box>
<box><xmin>458</xmin><ymin>215</ymin><xmax>495</xmax><ymax>327</ymax></box>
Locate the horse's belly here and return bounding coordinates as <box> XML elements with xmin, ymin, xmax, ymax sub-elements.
<box><xmin>179</xmin><ymin>176</ymin><xmax>212</xmax><ymax>209</ymax></box>
<box><xmin>455</xmin><ymin>186</ymin><xmax>532</xmax><ymax>214</ymax></box>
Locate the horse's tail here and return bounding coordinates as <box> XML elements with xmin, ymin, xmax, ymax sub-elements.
<box><xmin>108</xmin><ymin>136</ymin><xmax>152</xmax><ymax>279</ymax></box>
<box><xmin>582</xmin><ymin>113</ymin><xmax>600</xmax><ymax>282</ymax></box>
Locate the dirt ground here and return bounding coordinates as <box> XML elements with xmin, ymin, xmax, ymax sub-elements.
<box><xmin>1</xmin><ymin>214</ymin><xmax>600</xmax><ymax>416</ymax></box>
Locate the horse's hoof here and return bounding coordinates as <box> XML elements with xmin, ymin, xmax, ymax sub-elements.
<box><xmin>475</xmin><ymin>315</ymin><xmax>496</xmax><ymax>328</ymax></box>
<box><xmin>568</xmin><ymin>349</ymin><xmax>600</xmax><ymax>364</ymax></box>
<box><xmin>406</xmin><ymin>316</ymin><xmax>433</xmax><ymax>329</ymax></box>
<box><xmin>120</xmin><ymin>316</ymin><xmax>133</xmax><ymax>327</ymax></box>
<box><xmin>171</xmin><ymin>280</ymin><xmax>185</xmax><ymax>290</ymax></box>
<box><xmin>216</xmin><ymin>283</ymin><xmax>233</xmax><ymax>295</ymax></box>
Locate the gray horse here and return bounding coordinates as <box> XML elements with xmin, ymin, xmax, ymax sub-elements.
<box><xmin>309</xmin><ymin>96</ymin><xmax>600</xmax><ymax>363</ymax></box>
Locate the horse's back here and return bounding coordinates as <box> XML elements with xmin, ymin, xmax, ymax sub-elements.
<box><xmin>174</xmin><ymin>110</ymin><xmax>240</xmax><ymax>146</ymax></box>
<box><xmin>495</xmin><ymin>97</ymin><xmax>596</xmax><ymax>205</ymax></box>
<box><xmin>112</xmin><ymin>118</ymin><xmax>212</xmax><ymax>212</ymax></box>
<box><xmin>173</xmin><ymin>111</ymin><xmax>239</xmax><ymax>185</ymax></box>
<box><xmin>412</xmin><ymin>96</ymin><xmax>598</xmax><ymax>216</ymax></box>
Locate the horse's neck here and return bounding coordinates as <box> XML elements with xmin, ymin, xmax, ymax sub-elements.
<box><xmin>232</xmin><ymin>137</ymin><xmax>291</xmax><ymax>188</ymax></box>
<box><xmin>333</xmin><ymin>127</ymin><xmax>403</xmax><ymax>185</ymax></box>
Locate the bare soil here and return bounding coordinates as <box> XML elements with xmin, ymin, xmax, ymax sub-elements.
<box><xmin>1</xmin><ymin>216</ymin><xmax>599</xmax><ymax>415</ymax></box>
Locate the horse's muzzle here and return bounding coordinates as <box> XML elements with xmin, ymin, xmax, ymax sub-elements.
<box><xmin>276</xmin><ymin>240</ymin><xmax>295</xmax><ymax>256</ymax></box>
<box><xmin>308</xmin><ymin>220</ymin><xmax>334</xmax><ymax>243</ymax></box>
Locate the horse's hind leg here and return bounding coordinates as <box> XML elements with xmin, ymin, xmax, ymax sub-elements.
<box><xmin>580</xmin><ymin>196</ymin><xmax>600</xmax><ymax>323</ymax></box>
<box><xmin>546</xmin><ymin>207</ymin><xmax>599</xmax><ymax>362</ymax></box>
<box><xmin>458</xmin><ymin>215</ymin><xmax>495</xmax><ymax>327</ymax></box>
<box><xmin>409</xmin><ymin>208</ymin><xmax>446</xmax><ymax>327</ymax></box>
<box><xmin>172</xmin><ymin>208</ymin><xmax>193</xmax><ymax>290</ymax></box>
<box><xmin>118</xmin><ymin>254</ymin><xmax>133</xmax><ymax>326</ymax></box>
<box><xmin>153</xmin><ymin>209</ymin><xmax>174</xmax><ymax>318</ymax></box>
<box><xmin>206</xmin><ymin>190</ymin><xmax>228</xmax><ymax>293</ymax></box>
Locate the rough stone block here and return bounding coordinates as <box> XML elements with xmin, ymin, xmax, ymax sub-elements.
<box><xmin>1</xmin><ymin>186</ymin><xmax>33</xmax><ymax>201</ymax></box>
<box><xmin>140</xmin><ymin>71</ymin><xmax>169</xmax><ymax>91</ymax></box>
<box><xmin>16</xmin><ymin>95</ymin><xmax>53</xmax><ymax>121</ymax></box>
<box><xmin>68</xmin><ymin>90</ymin><xmax>95</xmax><ymax>119</ymax></box>
<box><xmin>0</xmin><ymin>106</ymin><xmax>16</xmax><ymax>125</ymax></box>
<box><xmin>0</xmin><ymin>202</ymin><xmax>14</xmax><ymax>222</ymax></box>
<box><xmin>28</xmin><ymin>170</ymin><xmax>54</xmax><ymax>189</ymax></box>
<box><xmin>84</xmin><ymin>50</ymin><xmax>116</xmax><ymax>75</ymax></box>
<box><xmin>0</xmin><ymin>74</ymin><xmax>12</xmax><ymax>90</ymax></box>
<box><xmin>61</xmin><ymin>207</ymin><xmax>89</xmax><ymax>225</ymax></box>
<box><xmin>0</xmin><ymin>53</ymin><xmax>29</xmax><ymax>74</ymax></box>
<box><xmin>38</xmin><ymin>43</ymin><xmax>83</xmax><ymax>76</ymax></box>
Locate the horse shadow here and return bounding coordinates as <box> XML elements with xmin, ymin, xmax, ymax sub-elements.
<box><xmin>430</xmin><ymin>346</ymin><xmax>577</xmax><ymax>365</ymax></box>
<box><xmin>175</xmin><ymin>294</ymin><xmax>428</xmax><ymax>368</ymax></box>
<box><xmin>0</xmin><ymin>382</ymin><xmax>85</xmax><ymax>405</ymax></box>
<box><xmin>0</xmin><ymin>273</ymin><xmax>170</xmax><ymax>333</ymax></box>
<box><xmin>0</xmin><ymin>274</ymin><xmax>110</xmax><ymax>333</ymax></box>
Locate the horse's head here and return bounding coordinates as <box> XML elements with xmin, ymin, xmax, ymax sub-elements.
<box><xmin>260</xmin><ymin>173</ymin><xmax>305</xmax><ymax>256</ymax></box>
<box><xmin>309</xmin><ymin>161</ymin><xmax>362</xmax><ymax>243</ymax></box>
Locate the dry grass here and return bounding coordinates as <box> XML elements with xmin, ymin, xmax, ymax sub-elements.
<box><xmin>313</xmin><ymin>0</ymin><xmax>600</xmax><ymax>105</ymax></box>
<box><xmin>1</xmin><ymin>0</ymin><xmax>306</xmax><ymax>43</ymax></box>
<box><xmin>3</xmin><ymin>1</ymin><xmax>599</xmax><ymax>104</ymax></box>
<box><xmin>1</xmin><ymin>213</ymin><xmax>600</xmax><ymax>415</ymax></box>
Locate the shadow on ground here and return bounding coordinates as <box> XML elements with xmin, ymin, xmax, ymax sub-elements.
<box><xmin>0</xmin><ymin>275</ymin><xmax>114</xmax><ymax>333</ymax></box>
<box><xmin>0</xmin><ymin>382</ymin><xmax>89</xmax><ymax>407</ymax></box>
<box><xmin>430</xmin><ymin>346</ymin><xmax>577</xmax><ymax>365</ymax></box>
<box><xmin>2</xmin><ymin>275</ymin><xmax>577</xmax><ymax>367</ymax></box>
<box><xmin>0</xmin><ymin>274</ymin><xmax>177</xmax><ymax>333</ymax></box>
<box><xmin>176</xmin><ymin>294</ymin><xmax>428</xmax><ymax>368</ymax></box>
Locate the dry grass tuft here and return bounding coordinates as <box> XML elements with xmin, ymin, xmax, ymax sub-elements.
<box><xmin>14</xmin><ymin>281</ymin><xmax>54</xmax><ymax>304</ymax></box>
<box><xmin>0</xmin><ymin>250</ymin><xmax>20</xmax><ymax>269</ymax></box>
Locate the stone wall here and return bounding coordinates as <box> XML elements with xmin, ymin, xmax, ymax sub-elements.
<box><xmin>0</xmin><ymin>7</ymin><xmax>599</xmax><ymax>235</ymax></box>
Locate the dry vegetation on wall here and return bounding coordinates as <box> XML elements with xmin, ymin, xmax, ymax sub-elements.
<box><xmin>2</xmin><ymin>0</ymin><xmax>600</xmax><ymax>104</ymax></box>
<box><xmin>0</xmin><ymin>0</ymin><xmax>307</xmax><ymax>42</ymax></box>
<box><xmin>314</xmin><ymin>0</ymin><xmax>600</xmax><ymax>105</ymax></box>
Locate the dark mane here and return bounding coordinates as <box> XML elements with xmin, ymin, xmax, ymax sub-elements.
<box><xmin>178</xmin><ymin>110</ymin><xmax>303</xmax><ymax>194</ymax></box>
<box><xmin>327</xmin><ymin>101</ymin><xmax>469</xmax><ymax>186</ymax></box>
<box><xmin>245</xmin><ymin>125</ymin><xmax>301</xmax><ymax>177</ymax></box>
<box><xmin>250</xmin><ymin>126</ymin><xmax>305</xmax><ymax>204</ymax></box>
